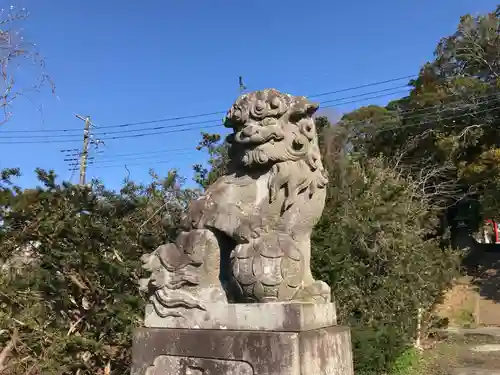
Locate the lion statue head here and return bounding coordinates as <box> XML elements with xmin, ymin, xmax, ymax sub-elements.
<box><xmin>224</xmin><ymin>89</ymin><xmax>328</xmax><ymax>210</ymax></box>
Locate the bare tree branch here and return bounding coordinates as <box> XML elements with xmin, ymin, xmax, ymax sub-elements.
<box><xmin>0</xmin><ymin>5</ymin><xmax>54</xmax><ymax>126</ymax></box>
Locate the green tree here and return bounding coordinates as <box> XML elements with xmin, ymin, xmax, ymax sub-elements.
<box><xmin>193</xmin><ymin>132</ymin><xmax>230</xmax><ymax>189</ymax></box>
<box><xmin>343</xmin><ymin>6</ymin><xmax>500</xmax><ymax>225</ymax></box>
<box><xmin>0</xmin><ymin>168</ymin><xmax>195</xmax><ymax>374</ymax></box>
<box><xmin>312</xmin><ymin>155</ymin><xmax>459</xmax><ymax>374</ymax></box>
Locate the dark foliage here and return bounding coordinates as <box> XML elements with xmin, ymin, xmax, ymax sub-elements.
<box><xmin>0</xmin><ymin>169</ymin><xmax>196</xmax><ymax>374</ymax></box>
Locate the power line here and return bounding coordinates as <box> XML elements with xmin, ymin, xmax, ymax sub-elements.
<box><xmin>83</xmin><ymin>75</ymin><xmax>416</xmax><ymax>130</ymax></box>
<box><xmin>95</xmin><ymin>110</ymin><xmax>227</xmax><ymax>130</ymax></box>
<box><xmin>0</xmin><ymin>86</ymin><xmax>415</xmax><ymax>142</ymax></box>
<box><xmin>0</xmin><ymin>111</ymin><xmax>226</xmax><ymax>134</ymax></box>
<box><xmin>63</xmin><ymin>150</ymin><xmax>104</xmax><ymax>157</ymax></box>
<box><xmin>70</xmin><ymin>102</ymin><xmax>500</xmax><ymax>167</ymax></box>
<box><xmin>87</xmin><ymin>95</ymin><xmax>500</xmax><ymax>166</ymax></box>
<box><xmin>64</xmin><ymin>156</ymin><xmax>95</xmax><ymax>162</ymax></box>
<box><xmin>93</xmin><ymin>119</ymin><xmax>221</xmax><ymax>136</ymax></box>
<box><xmin>98</xmin><ymin>161</ymin><xmax>186</xmax><ymax>169</ymax></box>
<box><xmin>396</xmin><ymin>92</ymin><xmax>500</xmax><ymax>115</ymax></box>
<box><xmin>64</xmin><ymin>148</ymin><xmax>201</xmax><ymax>172</ymax></box>
<box><xmin>0</xmin><ymin>119</ymin><xmax>222</xmax><ymax>139</ymax></box>
<box><xmin>321</xmin><ymin>90</ymin><xmax>500</xmax><ymax>115</ymax></box>
<box><xmin>308</xmin><ymin>74</ymin><xmax>415</xmax><ymax>98</ymax></box>
<box><xmin>362</xmin><ymin>96</ymin><xmax>500</xmax><ymax>129</ymax></box>
<box><xmin>0</xmin><ymin>124</ymin><xmax>222</xmax><ymax>144</ymax></box>
<box><xmin>6</xmin><ymin>87</ymin><xmax>409</xmax><ymax>139</ymax></box>
<box><xmin>322</xmin><ymin>89</ymin><xmax>410</xmax><ymax>109</ymax></box>
<box><xmin>319</xmin><ymin>85</ymin><xmax>409</xmax><ymax>104</ymax></box>
<box><xmin>2</xmin><ymin>93</ymin><xmax>498</xmax><ymax>145</ymax></box>
<box><xmin>70</xmin><ymin>150</ymin><xmax>195</xmax><ymax>166</ymax></box>
<box><xmin>61</xmin><ymin>90</ymin><xmax>500</xmax><ymax>138</ymax></box>
<box><xmin>92</xmin><ymin>147</ymin><xmax>190</xmax><ymax>158</ymax></box>
<box><xmin>89</xmin><ymin>91</ymin><xmax>499</xmax><ymax>141</ymax></box>
<box><xmin>0</xmin><ymin>75</ymin><xmax>416</xmax><ymax>134</ymax></box>
<box><xmin>368</xmin><ymin>103</ymin><xmax>500</xmax><ymax>134</ymax></box>
<box><xmin>4</xmin><ymin>86</ymin><xmax>499</xmax><ymax>145</ymax></box>
<box><xmin>92</xmin><ymin>73</ymin><xmax>484</xmax><ymax>133</ymax></box>
<box><xmin>84</xmin><ymin>159</ymin><xmax>196</xmax><ymax>170</ymax></box>
<box><xmin>62</xmin><ymin>104</ymin><xmax>500</xmax><ymax>176</ymax></box>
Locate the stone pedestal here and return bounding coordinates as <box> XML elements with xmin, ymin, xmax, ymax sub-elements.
<box><xmin>132</xmin><ymin>303</ymin><xmax>354</xmax><ymax>375</ymax></box>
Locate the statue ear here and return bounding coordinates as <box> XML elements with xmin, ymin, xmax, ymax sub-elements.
<box><xmin>305</xmin><ymin>103</ymin><xmax>319</xmax><ymax>116</ymax></box>
<box><xmin>289</xmin><ymin>101</ymin><xmax>319</xmax><ymax>122</ymax></box>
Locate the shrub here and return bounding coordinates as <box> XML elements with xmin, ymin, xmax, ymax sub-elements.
<box><xmin>311</xmin><ymin>154</ymin><xmax>460</xmax><ymax>374</ymax></box>
<box><xmin>0</xmin><ymin>169</ymin><xmax>195</xmax><ymax>374</ymax></box>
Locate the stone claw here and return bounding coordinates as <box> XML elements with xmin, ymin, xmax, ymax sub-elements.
<box><xmin>292</xmin><ymin>280</ymin><xmax>331</xmax><ymax>303</ymax></box>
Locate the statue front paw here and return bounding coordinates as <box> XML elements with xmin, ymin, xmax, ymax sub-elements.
<box><xmin>292</xmin><ymin>280</ymin><xmax>331</xmax><ymax>303</ymax></box>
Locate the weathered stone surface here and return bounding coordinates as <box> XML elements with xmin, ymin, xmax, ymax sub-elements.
<box><xmin>144</xmin><ymin>356</ymin><xmax>253</xmax><ymax>375</ymax></box>
<box><xmin>138</xmin><ymin>89</ymin><xmax>332</xmax><ymax>320</ymax></box>
<box><xmin>139</xmin><ymin>229</ymin><xmax>228</xmax><ymax>318</ymax></box>
<box><xmin>144</xmin><ymin>302</ymin><xmax>336</xmax><ymax>331</ymax></box>
<box><xmin>300</xmin><ymin>327</ymin><xmax>354</xmax><ymax>375</ymax></box>
<box><xmin>132</xmin><ymin>325</ymin><xmax>354</xmax><ymax>375</ymax></box>
<box><xmin>132</xmin><ymin>89</ymin><xmax>354</xmax><ymax>375</ymax></box>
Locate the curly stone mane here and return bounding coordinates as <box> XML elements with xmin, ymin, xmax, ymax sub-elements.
<box><xmin>224</xmin><ymin>88</ymin><xmax>329</xmax><ymax>210</ymax></box>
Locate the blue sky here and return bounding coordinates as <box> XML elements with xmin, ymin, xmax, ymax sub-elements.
<box><xmin>0</xmin><ymin>0</ymin><xmax>497</xmax><ymax>190</ymax></box>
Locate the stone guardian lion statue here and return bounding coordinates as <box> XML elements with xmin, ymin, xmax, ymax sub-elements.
<box><xmin>140</xmin><ymin>89</ymin><xmax>330</xmax><ymax>318</ymax></box>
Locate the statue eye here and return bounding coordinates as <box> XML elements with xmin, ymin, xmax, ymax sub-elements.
<box><xmin>270</xmin><ymin>97</ymin><xmax>280</xmax><ymax>109</ymax></box>
<box><xmin>292</xmin><ymin>140</ymin><xmax>303</xmax><ymax>151</ymax></box>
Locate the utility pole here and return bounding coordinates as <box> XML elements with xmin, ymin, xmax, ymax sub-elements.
<box><xmin>76</xmin><ymin>114</ymin><xmax>91</xmax><ymax>185</ymax></box>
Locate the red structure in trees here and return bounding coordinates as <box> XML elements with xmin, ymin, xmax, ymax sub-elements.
<box><xmin>484</xmin><ymin>219</ymin><xmax>499</xmax><ymax>243</ymax></box>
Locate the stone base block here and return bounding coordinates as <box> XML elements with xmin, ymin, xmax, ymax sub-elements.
<box><xmin>145</xmin><ymin>302</ymin><xmax>337</xmax><ymax>331</ymax></box>
<box><xmin>132</xmin><ymin>325</ymin><xmax>354</xmax><ymax>375</ymax></box>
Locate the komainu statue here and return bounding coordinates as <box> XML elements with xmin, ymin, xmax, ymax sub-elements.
<box><xmin>139</xmin><ymin>89</ymin><xmax>330</xmax><ymax>318</ymax></box>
